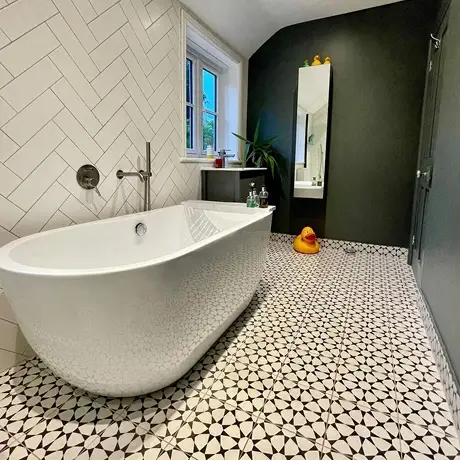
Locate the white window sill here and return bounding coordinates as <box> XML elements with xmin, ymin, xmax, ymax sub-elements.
<box><xmin>180</xmin><ymin>157</ymin><xmax>242</xmax><ymax>165</ymax></box>
<box><xmin>180</xmin><ymin>157</ymin><xmax>214</xmax><ymax>164</ymax></box>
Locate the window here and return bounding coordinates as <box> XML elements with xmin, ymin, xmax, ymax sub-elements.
<box><xmin>182</xmin><ymin>10</ymin><xmax>246</xmax><ymax>162</ymax></box>
<box><xmin>186</xmin><ymin>53</ymin><xmax>219</xmax><ymax>155</ymax></box>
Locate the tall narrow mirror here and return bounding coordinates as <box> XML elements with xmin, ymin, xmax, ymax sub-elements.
<box><xmin>294</xmin><ymin>64</ymin><xmax>331</xmax><ymax>199</ymax></box>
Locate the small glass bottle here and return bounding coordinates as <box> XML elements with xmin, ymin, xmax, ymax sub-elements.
<box><xmin>259</xmin><ymin>186</ymin><xmax>269</xmax><ymax>208</ymax></box>
<box><xmin>247</xmin><ymin>183</ymin><xmax>255</xmax><ymax>208</ymax></box>
<box><xmin>246</xmin><ymin>192</ymin><xmax>255</xmax><ymax>208</ymax></box>
<box><xmin>251</xmin><ymin>183</ymin><xmax>260</xmax><ymax>207</ymax></box>
<box><xmin>247</xmin><ymin>183</ymin><xmax>259</xmax><ymax>208</ymax></box>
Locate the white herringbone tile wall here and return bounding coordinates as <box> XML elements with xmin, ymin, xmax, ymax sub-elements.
<box><xmin>0</xmin><ymin>0</ymin><xmax>202</xmax><ymax>366</ymax></box>
<box><xmin>0</xmin><ymin>0</ymin><xmax>200</xmax><ymax>248</ymax></box>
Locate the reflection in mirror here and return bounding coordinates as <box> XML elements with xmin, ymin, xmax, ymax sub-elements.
<box><xmin>294</xmin><ymin>65</ymin><xmax>331</xmax><ymax>199</ymax></box>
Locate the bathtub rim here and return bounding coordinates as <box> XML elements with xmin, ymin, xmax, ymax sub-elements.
<box><xmin>0</xmin><ymin>201</ymin><xmax>275</xmax><ymax>278</ymax></box>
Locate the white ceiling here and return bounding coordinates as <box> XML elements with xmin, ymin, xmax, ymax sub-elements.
<box><xmin>181</xmin><ymin>0</ymin><xmax>405</xmax><ymax>58</ymax></box>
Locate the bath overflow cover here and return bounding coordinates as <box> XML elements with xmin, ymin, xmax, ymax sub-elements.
<box><xmin>135</xmin><ymin>223</ymin><xmax>147</xmax><ymax>236</ymax></box>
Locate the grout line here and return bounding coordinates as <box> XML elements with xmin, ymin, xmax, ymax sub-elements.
<box><xmin>1</xmin><ymin>88</ymin><xmax>63</xmax><ymax>156</ymax></box>
<box><xmin>387</xmin><ymin>285</ymin><xmax>406</xmax><ymax>457</ymax></box>
<box><xmin>0</xmin><ymin>25</ymin><xmax>61</xmax><ymax>90</ymax></box>
<box><xmin>49</xmin><ymin>76</ymin><xmax>101</xmax><ymax>133</ymax></box>
<box><xmin>0</xmin><ymin>11</ymin><xmax>60</xmax><ymax>52</ymax></box>
<box><xmin>48</xmin><ymin>55</ymin><xmax>99</xmax><ymax>112</ymax></box>
<box><xmin>94</xmin><ymin>81</ymin><xmax>130</xmax><ymax>125</ymax></box>
<box><xmin>89</xmin><ymin>37</ymin><xmax>129</xmax><ymax>81</ymax></box>
<box><xmin>0</xmin><ymin>94</ymin><xmax>17</xmax><ymax>119</ymax></box>
<box><xmin>87</xmin><ymin>2</ymin><xmax>128</xmax><ymax>28</ymax></box>
<box><xmin>4</xmin><ymin>115</ymin><xmax>65</xmax><ymax>197</ymax></box>
<box><xmin>57</xmin><ymin>171</ymin><xmax>102</xmax><ymax>217</ymax></box>
<box><xmin>0</xmin><ymin>128</ymin><xmax>19</xmax><ymax>163</ymax></box>
<box><xmin>47</xmin><ymin>8</ymin><xmax>99</xmax><ymax>71</ymax></box>
<box><xmin>121</xmin><ymin>23</ymin><xmax>153</xmax><ymax>72</ymax></box>
<box><xmin>39</xmin><ymin>207</ymin><xmax>67</xmax><ymax>233</ymax></box>
<box><xmin>0</xmin><ymin>345</ymin><xmax>32</xmax><ymax>357</ymax></box>
<box><xmin>315</xmin><ymin>253</ymin><xmax>356</xmax><ymax>456</ymax></box>
<box><xmin>90</xmin><ymin>27</ymin><xmax>129</xmax><ymax>73</ymax></box>
<box><xmin>123</xmin><ymin>93</ymin><xmax>152</xmax><ymax>135</ymax></box>
<box><xmin>57</xmin><ymin>205</ymin><xmax>78</xmax><ymax>225</ymax></box>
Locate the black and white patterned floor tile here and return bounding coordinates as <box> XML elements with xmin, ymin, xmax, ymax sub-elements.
<box><xmin>170</xmin><ymin>396</ymin><xmax>255</xmax><ymax>460</ymax></box>
<box><xmin>261</xmin><ymin>380</ymin><xmax>332</xmax><ymax>442</ymax></box>
<box><xmin>83</xmin><ymin>420</ymin><xmax>174</xmax><ymax>460</ymax></box>
<box><xmin>18</xmin><ymin>395</ymin><xmax>121</xmax><ymax>459</ymax></box>
<box><xmin>397</xmin><ymin>420</ymin><xmax>460</xmax><ymax>460</ymax></box>
<box><xmin>241</xmin><ymin>421</ymin><xmax>325</xmax><ymax>460</ymax></box>
<box><xmin>0</xmin><ymin>368</ymin><xmax>91</xmax><ymax>444</ymax></box>
<box><xmin>338</xmin><ymin>344</ymin><xmax>394</xmax><ymax>377</ymax></box>
<box><xmin>332</xmin><ymin>361</ymin><xmax>400</xmax><ymax>419</ymax></box>
<box><xmin>1</xmin><ymin>238</ymin><xmax>459</xmax><ymax>459</ymax></box>
<box><xmin>205</xmin><ymin>361</ymin><xmax>275</xmax><ymax>413</ymax></box>
<box><xmin>290</xmin><ymin>320</ymin><xmax>346</xmax><ymax>362</ymax></box>
<box><xmin>276</xmin><ymin>347</ymin><xmax>339</xmax><ymax>394</ymax></box>
<box><xmin>396</xmin><ymin>383</ymin><xmax>456</xmax><ymax>436</ymax></box>
<box><xmin>324</xmin><ymin>395</ymin><xmax>401</xmax><ymax>459</ymax></box>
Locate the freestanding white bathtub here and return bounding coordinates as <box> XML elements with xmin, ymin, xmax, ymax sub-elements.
<box><xmin>0</xmin><ymin>201</ymin><xmax>274</xmax><ymax>397</ymax></box>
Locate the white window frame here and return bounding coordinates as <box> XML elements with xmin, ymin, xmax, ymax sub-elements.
<box><xmin>180</xmin><ymin>9</ymin><xmax>248</xmax><ymax>163</ymax></box>
<box><xmin>186</xmin><ymin>50</ymin><xmax>221</xmax><ymax>156</ymax></box>
<box><xmin>185</xmin><ymin>55</ymin><xmax>197</xmax><ymax>153</ymax></box>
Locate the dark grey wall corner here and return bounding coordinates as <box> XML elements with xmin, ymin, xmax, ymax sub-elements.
<box><xmin>247</xmin><ymin>0</ymin><xmax>436</xmax><ymax>246</ymax></box>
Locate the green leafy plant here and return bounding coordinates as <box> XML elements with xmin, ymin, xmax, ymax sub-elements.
<box><xmin>233</xmin><ymin>118</ymin><xmax>281</xmax><ymax>178</ymax></box>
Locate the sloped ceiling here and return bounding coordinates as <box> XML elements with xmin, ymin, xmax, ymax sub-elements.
<box><xmin>181</xmin><ymin>0</ymin><xmax>405</xmax><ymax>58</ymax></box>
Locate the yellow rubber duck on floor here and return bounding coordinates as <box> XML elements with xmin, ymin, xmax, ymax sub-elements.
<box><xmin>293</xmin><ymin>227</ymin><xmax>321</xmax><ymax>254</ymax></box>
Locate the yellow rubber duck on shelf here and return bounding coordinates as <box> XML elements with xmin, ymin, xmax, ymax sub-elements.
<box><xmin>312</xmin><ymin>55</ymin><xmax>322</xmax><ymax>66</ymax></box>
<box><xmin>324</xmin><ymin>56</ymin><xmax>331</xmax><ymax>64</ymax></box>
<box><xmin>293</xmin><ymin>227</ymin><xmax>321</xmax><ymax>254</ymax></box>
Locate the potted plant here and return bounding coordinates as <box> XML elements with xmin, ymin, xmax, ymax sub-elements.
<box><xmin>233</xmin><ymin>118</ymin><xmax>282</xmax><ymax>178</ymax></box>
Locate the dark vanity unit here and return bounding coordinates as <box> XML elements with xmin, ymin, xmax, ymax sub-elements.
<box><xmin>201</xmin><ymin>168</ymin><xmax>267</xmax><ymax>202</ymax></box>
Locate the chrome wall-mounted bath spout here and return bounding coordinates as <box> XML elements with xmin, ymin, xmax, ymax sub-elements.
<box><xmin>116</xmin><ymin>171</ymin><xmax>146</xmax><ymax>181</ymax></box>
<box><xmin>116</xmin><ymin>142</ymin><xmax>152</xmax><ymax>211</ymax></box>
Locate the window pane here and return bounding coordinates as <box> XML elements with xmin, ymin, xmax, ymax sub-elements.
<box><xmin>202</xmin><ymin>68</ymin><xmax>217</xmax><ymax>112</ymax></box>
<box><xmin>186</xmin><ymin>106</ymin><xmax>194</xmax><ymax>150</ymax></box>
<box><xmin>203</xmin><ymin>112</ymin><xmax>216</xmax><ymax>150</ymax></box>
<box><xmin>186</xmin><ymin>59</ymin><xmax>193</xmax><ymax>104</ymax></box>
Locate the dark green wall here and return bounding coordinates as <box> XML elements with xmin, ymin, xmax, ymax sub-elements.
<box><xmin>417</xmin><ymin>0</ymin><xmax>460</xmax><ymax>386</ymax></box>
<box><xmin>247</xmin><ymin>0</ymin><xmax>435</xmax><ymax>246</ymax></box>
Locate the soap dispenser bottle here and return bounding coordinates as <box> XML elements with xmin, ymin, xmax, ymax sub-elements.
<box><xmin>246</xmin><ymin>190</ymin><xmax>255</xmax><ymax>208</ymax></box>
<box><xmin>252</xmin><ymin>183</ymin><xmax>260</xmax><ymax>208</ymax></box>
<box><xmin>259</xmin><ymin>185</ymin><xmax>269</xmax><ymax>208</ymax></box>
<box><xmin>247</xmin><ymin>183</ymin><xmax>258</xmax><ymax>208</ymax></box>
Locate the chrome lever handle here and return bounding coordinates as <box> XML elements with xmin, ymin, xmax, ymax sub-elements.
<box><xmin>85</xmin><ymin>177</ymin><xmax>102</xmax><ymax>197</ymax></box>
